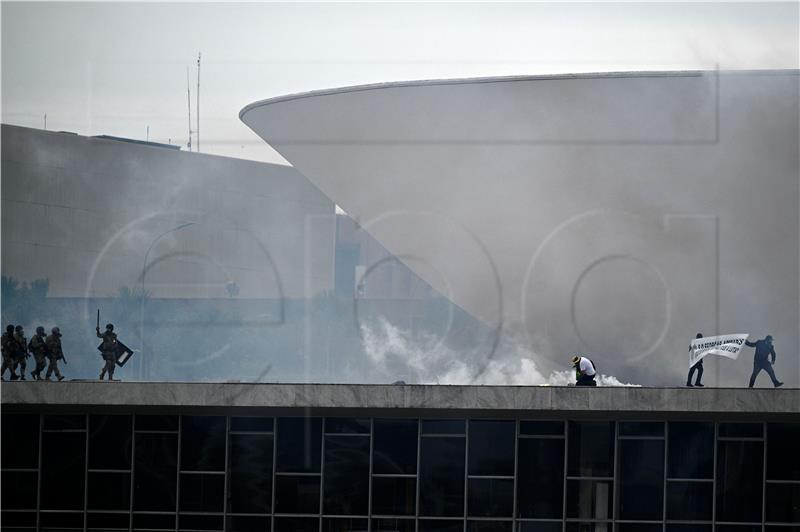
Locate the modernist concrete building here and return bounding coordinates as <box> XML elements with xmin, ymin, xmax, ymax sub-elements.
<box><xmin>1</xmin><ymin>124</ymin><xmax>473</xmax><ymax>383</ymax></box>
<box><xmin>1</xmin><ymin>124</ymin><xmax>336</xmax><ymax>300</ymax></box>
<box><xmin>241</xmin><ymin>70</ymin><xmax>800</xmax><ymax>387</ymax></box>
<box><xmin>1</xmin><ymin>383</ymin><xmax>799</xmax><ymax>532</ymax></box>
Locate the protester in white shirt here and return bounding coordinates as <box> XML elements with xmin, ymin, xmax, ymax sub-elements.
<box><xmin>571</xmin><ymin>355</ymin><xmax>597</xmax><ymax>386</ymax></box>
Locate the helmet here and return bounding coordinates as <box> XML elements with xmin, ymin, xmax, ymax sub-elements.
<box><xmin>36</xmin><ymin>326</ymin><xmax>45</xmax><ymax>335</ymax></box>
<box><xmin>571</xmin><ymin>355</ymin><xmax>581</xmax><ymax>365</ymax></box>
<box><xmin>15</xmin><ymin>325</ymin><xmax>23</xmax><ymax>332</ymax></box>
<box><xmin>106</xmin><ymin>323</ymin><xmax>114</xmax><ymax>331</ymax></box>
<box><xmin>696</xmin><ymin>333</ymin><xmax>703</xmax><ymax>339</ymax></box>
<box><xmin>51</xmin><ymin>327</ymin><xmax>61</xmax><ymax>336</ymax></box>
<box><xmin>766</xmin><ymin>335</ymin><xmax>773</xmax><ymax>342</ymax></box>
<box><xmin>6</xmin><ymin>325</ymin><xmax>14</xmax><ymax>334</ymax></box>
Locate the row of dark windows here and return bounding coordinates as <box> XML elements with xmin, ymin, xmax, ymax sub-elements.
<box><xmin>1</xmin><ymin>414</ymin><xmax>798</xmax><ymax>531</ymax></box>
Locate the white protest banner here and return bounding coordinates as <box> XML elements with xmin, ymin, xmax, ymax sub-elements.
<box><xmin>689</xmin><ymin>334</ymin><xmax>749</xmax><ymax>368</ymax></box>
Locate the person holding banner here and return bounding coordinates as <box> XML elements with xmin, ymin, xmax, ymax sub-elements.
<box><xmin>746</xmin><ymin>335</ymin><xmax>783</xmax><ymax>388</ymax></box>
<box><xmin>689</xmin><ymin>332</ymin><xmax>749</xmax><ymax>385</ymax></box>
<box><xmin>687</xmin><ymin>333</ymin><xmax>705</xmax><ymax>387</ymax></box>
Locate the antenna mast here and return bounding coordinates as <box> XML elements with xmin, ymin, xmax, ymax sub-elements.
<box><xmin>196</xmin><ymin>52</ymin><xmax>201</xmax><ymax>153</ymax></box>
<box><xmin>186</xmin><ymin>67</ymin><xmax>192</xmax><ymax>151</ymax></box>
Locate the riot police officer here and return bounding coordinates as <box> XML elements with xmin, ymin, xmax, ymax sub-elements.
<box><xmin>45</xmin><ymin>327</ymin><xmax>66</xmax><ymax>381</ymax></box>
<box><xmin>30</xmin><ymin>326</ymin><xmax>49</xmax><ymax>380</ymax></box>
<box><xmin>97</xmin><ymin>323</ymin><xmax>118</xmax><ymax>380</ymax></box>
<box><xmin>1</xmin><ymin>324</ymin><xmax>18</xmax><ymax>380</ymax></box>
<box><xmin>12</xmin><ymin>325</ymin><xmax>28</xmax><ymax>380</ymax></box>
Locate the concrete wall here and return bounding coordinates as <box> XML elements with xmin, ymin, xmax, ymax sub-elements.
<box><xmin>1</xmin><ymin>124</ymin><xmax>336</xmax><ymax>299</ymax></box>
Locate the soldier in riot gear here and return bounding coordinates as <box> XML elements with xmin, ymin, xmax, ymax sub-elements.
<box><xmin>1</xmin><ymin>324</ymin><xmax>19</xmax><ymax>380</ymax></box>
<box><xmin>30</xmin><ymin>326</ymin><xmax>49</xmax><ymax>380</ymax></box>
<box><xmin>12</xmin><ymin>325</ymin><xmax>28</xmax><ymax>380</ymax></box>
<box><xmin>97</xmin><ymin>323</ymin><xmax>117</xmax><ymax>380</ymax></box>
<box><xmin>45</xmin><ymin>327</ymin><xmax>66</xmax><ymax>381</ymax></box>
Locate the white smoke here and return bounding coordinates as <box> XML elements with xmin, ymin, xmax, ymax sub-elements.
<box><xmin>361</xmin><ymin>316</ymin><xmax>639</xmax><ymax>386</ymax></box>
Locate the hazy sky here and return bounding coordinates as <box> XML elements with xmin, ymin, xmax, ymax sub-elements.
<box><xmin>2</xmin><ymin>1</ymin><xmax>798</xmax><ymax>165</ymax></box>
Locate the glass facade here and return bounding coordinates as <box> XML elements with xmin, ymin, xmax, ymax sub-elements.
<box><xmin>1</xmin><ymin>413</ymin><xmax>798</xmax><ymax>532</ymax></box>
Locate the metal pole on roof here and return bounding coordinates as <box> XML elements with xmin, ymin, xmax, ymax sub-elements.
<box><xmin>187</xmin><ymin>67</ymin><xmax>193</xmax><ymax>151</ymax></box>
<box><xmin>196</xmin><ymin>52</ymin><xmax>201</xmax><ymax>153</ymax></box>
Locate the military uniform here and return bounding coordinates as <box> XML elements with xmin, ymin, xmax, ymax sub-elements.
<box><xmin>1</xmin><ymin>327</ymin><xmax>18</xmax><ymax>380</ymax></box>
<box><xmin>45</xmin><ymin>331</ymin><xmax>65</xmax><ymax>381</ymax></box>
<box><xmin>97</xmin><ymin>327</ymin><xmax>118</xmax><ymax>380</ymax></box>
<box><xmin>13</xmin><ymin>328</ymin><xmax>28</xmax><ymax>380</ymax></box>
<box><xmin>30</xmin><ymin>330</ymin><xmax>48</xmax><ymax>380</ymax></box>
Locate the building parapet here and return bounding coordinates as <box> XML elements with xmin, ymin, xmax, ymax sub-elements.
<box><xmin>2</xmin><ymin>382</ymin><xmax>798</xmax><ymax>418</ymax></box>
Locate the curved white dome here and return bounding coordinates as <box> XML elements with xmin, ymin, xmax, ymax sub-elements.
<box><xmin>242</xmin><ymin>70</ymin><xmax>799</xmax><ymax>385</ymax></box>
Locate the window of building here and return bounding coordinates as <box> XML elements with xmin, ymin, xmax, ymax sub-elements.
<box><xmin>226</xmin><ymin>515</ymin><xmax>271</xmax><ymax>532</ymax></box>
<box><xmin>373</xmin><ymin>418</ymin><xmax>418</xmax><ymax>475</ymax></box>
<box><xmin>418</xmin><ymin>519</ymin><xmax>465</xmax><ymax>532</ymax></box>
<box><xmin>668</xmin><ymin>422</ymin><xmax>714</xmax><ymax>479</ymax></box>
<box><xmin>87</xmin><ymin>471</ymin><xmax>130</xmax><ymax>510</ymax></box>
<box><xmin>566</xmin><ymin>479</ymin><xmax>613</xmax><ymax>519</ymax></box>
<box><xmin>568</xmin><ymin>422</ymin><xmax>615</xmax><ymax>477</ymax></box>
<box><xmin>180</xmin><ymin>416</ymin><xmax>226</xmax><ymax>472</ymax></box>
<box><xmin>228</xmin><ymin>432</ymin><xmax>273</xmax><ymax>514</ymax></box>
<box><xmin>419</xmin><ymin>434</ymin><xmax>465</xmax><ymax>517</ymax></box>
<box><xmin>323</xmin><ymin>426</ymin><xmax>370</xmax><ymax>515</ymax></box>
<box><xmin>372</xmin><ymin>475</ymin><xmax>416</xmax><ymax>516</ymax></box>
<box><xmin>273</xmin><ymin>516</ymin><xmax>319</xmax><ymax>532</ymax></box>
<box><xmin>276</xmin><ymin>417</ymin><xmax>321</xmax><ymax>473</ymax></box>
<box><xmin>41</xmin><ymin>421</ymin><xmax>86</xmax><ymax>511</ymax></box>
<box><xmin>322</xmin><ymin>517</ymin><xmax>368</xmax><ymax>531</ymax></box>
<box><xmin>133</xmin><ymin>431</ymin><xmax>178</xmax><ymax>511</ymax></box>
<box><xmin>5</xmin><ymin>412</ymin><xmax>795</xmax><ymax>530</ymax></box>
<box><xmin>716</xmin><ymin>439</ymin><xmax>763</xmax><ymax>523</ymax></box>
<box><xmin>517</xmin><ymin>433</ymin><xmax>565</xmax><ymax>519</ymax></box>
<box><xmin>617</xmin><ymin>438</ymin><xmax>665</xmax><ymax>520</ymax></box>
<box><xmin>469</xmin><ymin>420</ymin><xmax>515</xmax><ymax>476</ymax></box>
<box><xmin>2</xmin><ymin>414</ymin><xmax>39</xmax><ymax>469</ymax></box>
<box><xmin>274</xmin><ymin>474</ymin><xmax>320</xmax><ymax>514</ymax></box>
<box><xmin>89</xmin><ymin>414</ymin><xmax>132</xmax><ymax>470</ymax></box>
<box><xmin>467</xmin><ymin>477</ymin><xmax>514</xmax><ymax>517</ymax></box>
<box><xmin>371</xmin><ymin>517</ymin><xmax>415</xmax><ymax>532</ymax></box>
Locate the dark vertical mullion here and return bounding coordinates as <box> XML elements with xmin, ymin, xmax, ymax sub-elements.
<box><xmin>129</xmin><ymin>415</ymin><xmax>136</xmax><ymax>532</ymax></box>
<box><xmin>761</xmin><ymin>421</ymin><xmax>766</xmax><ymax>532</ymax></box>
<box><xmin>712</xmin><ymin>422</ymin><xmax>718</xmax><ymax>531</ymax></box>
<box><xmin>662</xmin><ymin>422</ymin><xmax>668</xmax><ymax>532</ymax></box>
<box><xmin>175</xmin><ymin>415</ymin><xmax>182</xmax><ymax>532</ymax></box>
<box><xmin>613</xmin><ymin>420</ymin><xmax>619</xmax><ymax>524</ymax></box>
<box><xmin>84</xmin><ymin>413</ymin><xmax>89</xmax><ymax>532</ymax></box>
<box><xmin>415</xmin><ymin>418</ymin><xmax>421</xmax><ymax>532</ymax></box>
<box><xmin>319</xmin><ymin>417</ymin><xmax>325</xmax><ymax>532</ymax></box>
<box><xmin>463</xmin><ymin>421</ymin><xmax>468</xmax><ymax>532</ymax></box>
<box><xmin>562</xmin><ymin>421</ymin><xmax>568</xmax><ymax>530</ymax></box>
<box><xmin>511</xmin><ymin>419</ymin><xmax>519</xmax><ymax>531</ymax></box>
<box><xmin>36</xmin><ymin>413</ymin><xmax>43</xmax><ymax>532</ymax></box>
<box><xmin>222</xmin><ymin>416</ymin><xmax>230</xmax><ymax>532</ymax></box>
<box><xmin>271</xmin><ymin>418</ymin><xmax>277</xmax><ymax>532</ymax></box>
<box><xmin>368</xmin><ymin>418</ymin><xmax>374</xmax><ymax>532</ymax></box>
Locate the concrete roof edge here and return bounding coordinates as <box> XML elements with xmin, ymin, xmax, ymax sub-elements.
<box><xmin>238</xmin><ymin>69</ymin><xmax>800</xmax><ymax>123</ymax></box>
<box><xmin>3</xmin><ymin>382</ymin><xmax>799</xmax><ymax>415</ymax></box>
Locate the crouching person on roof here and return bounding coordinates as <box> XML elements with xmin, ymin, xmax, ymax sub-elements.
<box><xmin>571</xmin><ymin>355</ymin><xmax>597</xmax><ymax>386</ymax></box>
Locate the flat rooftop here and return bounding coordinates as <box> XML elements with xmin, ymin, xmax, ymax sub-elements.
<box><xmin>2</xmin><ymin>383</ymin><xmax>798</xmax><ymax>420</ymax></box>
